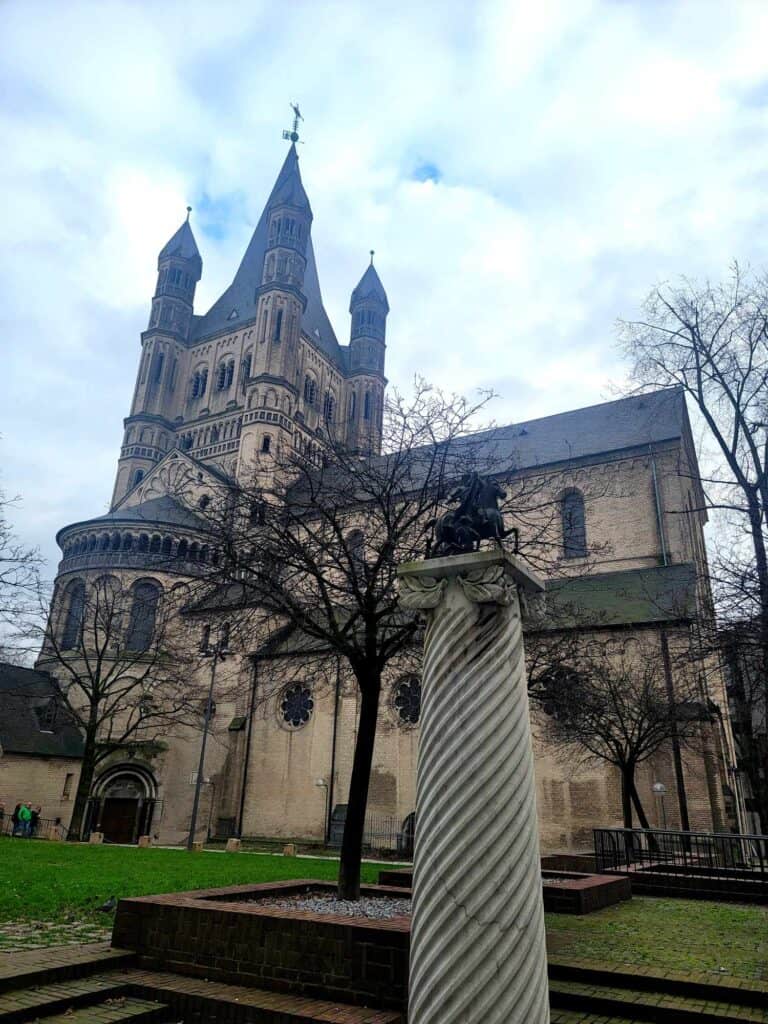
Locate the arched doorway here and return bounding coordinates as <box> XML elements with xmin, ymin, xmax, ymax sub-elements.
<box><xmin>88</xmin><ymin>766</ymin><xmax>157</xmax><ymax>844</ymax></box>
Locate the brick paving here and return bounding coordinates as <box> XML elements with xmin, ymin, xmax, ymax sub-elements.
<box><xmin>41</xmin><ymin>997</ymin><xmax>166</xmax><ymax>1021</ymax></box>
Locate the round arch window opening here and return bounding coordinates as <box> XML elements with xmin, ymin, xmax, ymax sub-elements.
<box><xmin>394</xmin><ymin>677</ymin><xmax>421</xmax><ymax>725</ymax></box>
<box><xmin>281</xmin><ymin>684</ymin><xmax>314</xmax><ymax>728</ymax></box>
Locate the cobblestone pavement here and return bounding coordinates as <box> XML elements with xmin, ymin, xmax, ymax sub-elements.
<box><xmin>0</xmin><ymin>919</ymin><xmax>111</xmax><ymax>951</ymax></box>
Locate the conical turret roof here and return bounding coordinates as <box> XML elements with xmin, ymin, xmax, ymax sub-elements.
<box><xmin>350</xmin><ymin>262</ymin><xmax>389</xmax><ymax>313</ymax></box>
<box><xmin>159</xmin><ymin>217</ymin><xmax>202</xmax><ymax>276</ymax></box>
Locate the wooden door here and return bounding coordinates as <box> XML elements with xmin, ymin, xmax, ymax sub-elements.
<box><xmin>100</xmin><ymin>798</ymin><xmax>138</xmax><ymax>844</ymax></box>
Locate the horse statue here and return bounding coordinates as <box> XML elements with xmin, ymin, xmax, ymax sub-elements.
<box><xmin>427</xmin><ymin>471</ymin><xmax>518</xmax><ymax>558</ymax></box>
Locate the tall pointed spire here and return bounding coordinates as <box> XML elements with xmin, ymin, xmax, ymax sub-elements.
<box><xmin>158</xmin><ymin>211</ymin><xmax>202</xmax><ymax>277</ymax></box>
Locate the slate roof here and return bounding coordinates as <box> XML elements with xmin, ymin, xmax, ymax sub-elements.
<box><xmin>159</xmin><ymin>218</ymin><xmax>202</xmax><ymax>276</ymax></box>
<box><xmin>456</xmin><ymin>388</ymin><xmax>687</xmax><ymax>474</ymax></box>
<box><xmin>57</xmin><ymin>495</ymin><xmax>207</xmax><ymax>543</ymax></box>
<box><xmin>350</xmin><ymin>263</ymin><xmax>389</xmax><ymax>312</ymax></box>
<box><xmin>191</xmin><ymin>145</ymin><xmax>345</xmax><ymax>368</ymax></box>
<box><xmin>540</xmin><ymin>563</ymin><xmax>698</xmax><ymax>630</ymax></box>
<box><xmin>0</xmin><ymin>663</ymin><xmax>84</xmax><ymax>759</ymax></box>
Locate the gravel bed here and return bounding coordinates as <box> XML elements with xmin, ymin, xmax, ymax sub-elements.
<box><xmin>249</xmin><ymin>893</ymin><xmax>412</xmax><ymax>919</ymax></box>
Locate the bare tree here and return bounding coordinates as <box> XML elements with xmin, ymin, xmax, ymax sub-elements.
<box><xmin>528</xmin><ymin>634</ymin><xmax>707</xmax><ymax>829</ymax></box>
<box><xmin>27</xmin><ymin>574</ymin><xmax>198</xmax><ymax>840</ymax></box>
<box><xmin>620</xmin><ymin>264</ymin><xmax>768</xmax><ymax>828</ymax></box>
<box><xmin>0</xmin><ymin>485</ymin><xmax>42</xmax><ymax>661</ymax></box>
<box><xmin>190</xmin><ymin>380</ymin><xmax>574</xmax><ymax>898</ymax></box>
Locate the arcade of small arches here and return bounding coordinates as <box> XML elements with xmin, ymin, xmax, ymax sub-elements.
<box><xmin>61</xmin><ymin>529</ymin><xmax>221</xmax><ymax>568</ymax></box>
<box><xmin>179</xmin><ymin>417</ymin><xmax>243</xmax><ymax>452</ymax></box>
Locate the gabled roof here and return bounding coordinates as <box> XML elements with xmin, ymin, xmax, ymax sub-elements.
<box><xmin>350</xmin><ymin>263</ymin><xmax>389</xmax><ymax>313</ymax></box>
<box><xmin>0</xmin><ymin>663</ymin><xmax>84</xmax><ymax>759</ymax></box>
<box><xmin>159</xmin><ymin>218</ymin><xmax>202</xmax><ymax>276</ymax></box>
<box><xmin>191</xmin><ymin>147</ymin><xmax>344</xmax><ymax>367</ymax></box>
<box><xmin>450</xmin><ymin>387</ymin><xmax>687</xmax><ymax>474</ymax></box>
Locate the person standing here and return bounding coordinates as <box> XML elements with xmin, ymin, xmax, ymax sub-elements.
<box><xmin>30</xmin><ymin>806</ymin><xmax>41</xmax><ymax>837</ymax></box>
<box><xmin>17</xmin><ymin>802</ymin><xmax>32</xmax><ymax>838</ymax></box>
<box><xmin>11</xmin><ymin>803</ymin><xmax>22</xmax><ymax>837</ymax></box>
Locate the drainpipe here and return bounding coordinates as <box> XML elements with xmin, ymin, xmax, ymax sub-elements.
<box><xmin>650</xmin><ymin>444</ymin><xmax>669</xmax><ymax>566</ymax></box>
<box><xmin>660</xmin><ymin>630</ymin><xmax>691</xmax><ymax>832</ymax></box>
<box><xmin>237</xmin><ymin>658</ymin><xmax>259</xmax><ymax>838</ymax></box>
<box><xmin>326</xmin><ymin>658</ymin><xmax>342</xmax><ymax>845</ymax></box>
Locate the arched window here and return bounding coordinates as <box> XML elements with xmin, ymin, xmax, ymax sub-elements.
<box><xmin>241</xmin><ymin>352</ymin><xmax>252</xmax><ymax>390</ymax></box>
<box><xmin>225</xmin><ymin>359</ymin><xmax>235</xmax><ymax>388</ymax></box>
<box><xmin>177</xmin><ymin>538</ymin><xmax>188</xmax><ymax>560</ymax></box>
<box><xmin>561</xmin><ymin>489</ymin><xmax>587</xmax><ymax>559</ymax></box>
<box><xmin>138</xmin><ymin>534</ymin><xmax>149</xmax><ymax>553</ymax></box>
<box><xmin>189</xmin><ymin>542</ymin><xmax>200</xmax><ymax>561</ymax></box>
<box><xmin>149</xmin><ymin>534</ymin><xmax>161</xmax><ymax>554</ymax></box>
<box><xmin>100</xmin><ymin>534</ymin><xmax>110</xmax><ymax>552</ymax></box>
<box><xmin>349</xmin><ymin>391</ymin><xmax>357</xmax><ymax>421</ymax></box>
<box><xmin>122</xmin><ymin>533</ymin><xmax>133</xmax><ymax>551</ymax></box>
<box><xmin>323</xmin><ymin>391</ymin><xmax>335</xmax><ymax>423</ymax></box>
<box><xmin>111</xmin><ymin>532</ymin><xmax>121</xmax><ymax>551</ymax></box>
<box><xmin>217</xmin><ymin>361</ymin><xmax>227</xmax><ymax>390</ymax></box>
<box><xmin>61</xmin><ymin>579</ymin><xmax>85</xmax><ymax>650</ymax></box>
<box><xmin>161</xmin><ymin>536</ymin><xmax>173</xmax><ymax>557</ymax></box>
<box><xmin>273</xmin><ymin>309</ymin><xmax>283</xmax><ymax>342</ymax></box>
<box><xmin>125</xmin><ymin>581</ymin><xmax>161</xmax><ymax>653</ymax></box>
<box><xmin>132</xmin><ymin>469</ymin><xmax>144</xmax><ymax>488</ymax></box>
<box><xmin>261</xmin><ymin>434</ymin><xmax>272</xmax><ymax>454</ymax></box>
<box><xmin>363</xmin><ymin>390</ymin><xmax>372</xmax><ymax>421</ymax></box>
<box><xmin>303</xmin><ymin>376</ymin><xmax>316</xmax><ymax>406</ymax></box>
<box><xmin>346</xmin><ymin>529</ymin><xmax>365</xmax><ymax>577</ymax></box>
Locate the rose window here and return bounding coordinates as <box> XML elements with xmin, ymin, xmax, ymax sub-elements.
<box><xmin>281</xmin><ymin>684</ymin><xmax>314</xmax><ymax>728</ymax></box>
<box><xmin>394</xmin><ymin>677</ymin><xmax>421</xmax><ymax>725</ymax></box>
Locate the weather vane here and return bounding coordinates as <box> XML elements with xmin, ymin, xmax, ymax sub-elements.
<box><xmin>282</xmin><ymin>102</ymin><xmax>303</xmax><ymax>144</ymax></box>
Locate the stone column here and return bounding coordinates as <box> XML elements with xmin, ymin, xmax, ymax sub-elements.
<box><xmin>398</xmin><ymin>549</ymin><xmax>549</xmax><ymax>1024</ymax></box>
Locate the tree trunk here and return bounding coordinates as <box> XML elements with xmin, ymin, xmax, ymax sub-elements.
<box><xmin>620</xmin><ymin>770</ymin><xmax>633</xmax><ymax>829</ymax></box>
<box><xmin>629</xmin><ymin>778</ymin><xmax>652</xmax><ymax>830</ymax></box>
<box><xmin>338</xmin><ymin>676</ymin><xmax>380</xmax><ymax>900</ymax></box>
<box><xmin>67</xmin><ymin>731</ymin><xmax>98</xmax><ymax>842</ymax></box>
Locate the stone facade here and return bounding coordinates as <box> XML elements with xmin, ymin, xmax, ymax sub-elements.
<box><xmin>37</xmin><ymin>138</ymin><xmax>741</xmax><ymax>852</ymax></box>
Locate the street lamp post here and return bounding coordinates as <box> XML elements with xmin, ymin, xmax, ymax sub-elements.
<box><xmin>187</xmin><ymin>630</ymin><xmax>227</xmax><ymax>851</ymax></box>
<box><xmin>315</xmin><ymin>778</ymin><xmax>329</xmax><ymax>844</ymax></box>
<box><xmin>652</xmin><ymin>781</ymin><xmax>667</xmax><ymax>830</ymax></box>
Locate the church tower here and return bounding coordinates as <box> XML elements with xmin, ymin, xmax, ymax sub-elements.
<box><xmin>112</xmin><ymin>212</ymin><xmax>202</xmax><ymax>505</ymax></box>
<box><xmin>237</xmin><ymin>144</ymin><xmax>313</xmax><ymax>479</ymax></box>
<box><xmin>347</xmin><ymin>256</ymin><xmax>389</xmax><ymax>452</ymax></box>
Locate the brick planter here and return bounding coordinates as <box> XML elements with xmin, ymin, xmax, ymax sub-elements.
<box><xmin>112</xmin><ymin>880</ymin><xmax>410</xmax><ymax>1012</ymax></box>
<box><xmin>541</xmin><ymin>870</ymin><xmax>631</xmax><ymax>914</ymax></box>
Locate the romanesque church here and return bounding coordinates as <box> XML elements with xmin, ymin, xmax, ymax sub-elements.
<box><xmin>13</xmin><ymin>138</ymin><xmax>741</xmax><ymax>851</ymax></box>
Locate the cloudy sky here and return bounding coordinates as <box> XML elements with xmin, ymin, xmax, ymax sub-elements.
<box><xmin>2</xmin><ymin>0</ymin><xmax>768</xmax><ymax>575</ymax></box>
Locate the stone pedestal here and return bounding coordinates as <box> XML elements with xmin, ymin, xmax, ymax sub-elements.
<box><xmin>283</xmin><ymin>843</ymin><xmax>297</xmax><ymax>857</ymax></box>
<box><xmin>226</xmin><ymin>838</ymin><xmax>242</xmax><ymax>853</ymax></box>
<box><xmin>190</xmin><ymin>840</ymin><xmax>204</xmax><ymax>853</ymax></box>
<box><xmin>88</xmin><ymin>832</ymin><xmax>104</xmax><ymax>845</ymax></box>
<box><xmin>398</xmin><ymin>550</ymin><xmax>550</xmax><ymax>1024</ymax></box>
<box><xmin>137</xmin><ymin>835</ymin><xmax>152</xmax><ymax>848</ymax></box>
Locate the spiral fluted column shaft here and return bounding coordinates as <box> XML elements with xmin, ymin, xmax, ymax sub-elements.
<box><xmin>399</xmin><ymin>551</ymin><xmax>549</xmax><ymax>1024</ymax></box>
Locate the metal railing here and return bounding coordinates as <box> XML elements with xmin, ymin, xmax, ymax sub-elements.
<box><xmin>594</xmin><ymin>826</ymin><xmax>768</xmax><ymax>899</ymax></box>
<box><xmin>1</xmin><ymin>815</ymin><xmax>69</xmax><ymax>841</ymax></box>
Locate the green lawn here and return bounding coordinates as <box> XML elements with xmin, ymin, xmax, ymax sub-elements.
<box><xmin>1</xmin><ymin>839</ymin><xmax>766</xmax><ymax>982</ymax></box>
<box><xmin>0</xmin><ymin>838</ymin><xmax>380</xmax><ymax>927</ymax></box>
<box><xmin>546</xmin><ymin>895</ymin><xmax>768</xmax><ymax>981</ymax></box>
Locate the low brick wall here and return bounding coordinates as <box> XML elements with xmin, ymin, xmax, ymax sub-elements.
<box><xmin>542</xmin><ymin>871</ymin><xmax>631</xmax><ymax>914</ymax></box>
<box><xmin>112</xmin><ymin>880</ymin><xmax>410</xmax><ymax>1012</ymax></box>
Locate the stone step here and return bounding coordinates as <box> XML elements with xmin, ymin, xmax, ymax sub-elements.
<box><xmin>38</xmin><ymin>997</ymin><xmax>169</xmax><ymax>1022</ymax></box>
<box><xmin>549</xmin><ymin>959</ymin><xmax>768</xmax><ymax>1010</ymax></box>
<box><xmin>0</xmin><ymin>974</ymin><xmax>133</xmax><ymax>1022</ymax></box>
<box><xmin>550</xmin><ymin>1013</ymin><xmax>640</xmax><ymax>1024</ymax></box>
<box><xmin>0</xmin><ymin>943</ymin><xmax>134</xmax><ymax>994</ymax></box>
<box><xmin>549</xmin><ymin>978</ymin><xmax>768</xmax><ymax>1023</ymax></box>
<box><xmin>117</xmin><ymin>968</ymin><xmax>405</xmax><ymax>1023</ymax></box>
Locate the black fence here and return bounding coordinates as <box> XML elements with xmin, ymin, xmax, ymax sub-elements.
<box><xmin>1</xmin><ymin>814</ymin><xmax>68</xmax><ymax>841</ymax></box>
<box><xmin>594</xmin><ymin>827</ymin><xmax>768</xmax><ymax>901</ymax></box>
<box><xmin>328</xmin><ymin>808</ymin><xmax>415</xmax><ymax>858</ymax></box>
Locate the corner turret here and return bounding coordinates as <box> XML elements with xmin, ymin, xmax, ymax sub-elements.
<box><xmin>349</xmin><ymin>254</ymin><xmax>388</xmax><ymax>375</ymax></box>
<box><xmin>148</xmin><ymin>208</ymin><xmax>202</xmax><ymax>340</ymax></box>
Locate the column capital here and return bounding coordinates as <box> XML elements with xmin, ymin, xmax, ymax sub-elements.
<box><xmin>398</xmin><ymin>549</ymin><xmax>544</xmax><ymax>611</ymax></box>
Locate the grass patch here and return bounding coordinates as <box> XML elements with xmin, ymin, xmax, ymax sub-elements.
<box><xmin>0</xmin><ymin>837</ymin><xmax>380</xmax><ymax>927</ymax></box>
<box><xmin>546</xmin><ymin>896</ymin><xmax>768</xmax><ymax>981</ymax></box>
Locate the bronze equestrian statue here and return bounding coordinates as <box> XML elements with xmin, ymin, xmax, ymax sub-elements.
<box><xmin>427</xmin><ymin>471</ymin><xmax>518</xmax><ymax>558</ymax></box>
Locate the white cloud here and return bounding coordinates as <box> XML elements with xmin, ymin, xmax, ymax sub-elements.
<box><xmin>2</xmin><ymin>0</ymin><xmax>768</xmax><ymax>574</ymax></box>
